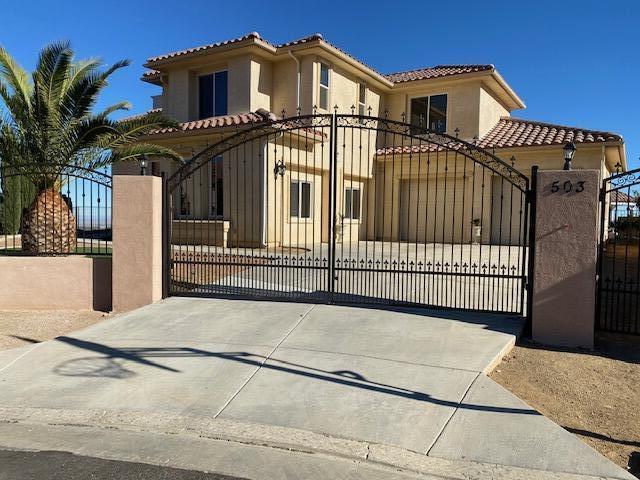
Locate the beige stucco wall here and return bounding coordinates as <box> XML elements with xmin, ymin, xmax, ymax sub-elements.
<box><xmin>478</xmin><ymin>86</ymin><xmax>509</xmax><ymax>139</ymax></box>
<box><xmin>0</xmin><ymin>256</ymin><xmax>112</xmax><ymax>311</ymax></box>
<box><xmin>532</xmin><ymin>170</ymin><xmax>599</xmax><ymax>348</ymax></box>
<box><xmin>112</xmin><ymin>176</ymin><xmax>163</xmax><ymax>312</ymax></box>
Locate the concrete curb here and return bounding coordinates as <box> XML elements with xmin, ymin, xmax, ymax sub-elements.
<box><xmin>0</xmin><ymin>406</ymin><xmax>628</xmax><ymax>480</ymax></box>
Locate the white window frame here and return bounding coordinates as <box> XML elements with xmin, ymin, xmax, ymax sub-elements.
<box><xmin>290</xmin><ymin>179</ymin><xmax>313</xmax><ymax>220</ymax></box>
<box><xmin>198</xmin><ymin>70</ymin><xmax>228</xmax><ymax>119</ymax></box>
<box><xmin>344</xmin><ymin>186</ymin><xmax>362</xmax><ymax>222</ymax></box>
<box><xmin>357</xmin><ymin>83</ymin><xmax>367</xmax><ymax>117</ymax></box>
<box><xmin>408</xmin><ymin>92</ymin><xmax>449</xmax><ymax>133</ymax></box>
<box><xmin>318</xmin><ymin>62</ymin><xmax>331</xmax><ymax>111</ymax></box>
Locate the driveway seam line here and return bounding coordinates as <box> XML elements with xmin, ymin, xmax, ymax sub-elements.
<box><xmin>424</xmin><ymin>371</ymin><xmax>481</xmax><ymax>456</ymax></box>
<box><xmin>214</xmin><ymin>304</ymin><xmax>317</xmax><ymax>418</ymax></box>
<box><xmin>275</xmin><ymin>345</ymin><xmax>481</xmax><ymax>373</ymax></box>
<box><xmin>0</xmin><ymin>343</ymin><xmax>43</xmax><ymax>374</ymax></box>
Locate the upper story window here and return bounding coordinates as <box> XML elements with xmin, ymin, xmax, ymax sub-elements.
<box><xmin>357</xmin><ymin>84</ymin><xmax>366</xmax><ymax>116</ymax></box>
<box><xmin>319</xmin><ymin>63</ymin><xmax>330</xmax><ymax>110</ymax></box>
<box><xmin>410</xmin><ymin>94</ymin><xmax>447</xmax><ymax>133</ymax></box>
<box><xmin>199</xmin><ymin>71</ymin><xmax>228</xmax><ymax>119</ymax></box>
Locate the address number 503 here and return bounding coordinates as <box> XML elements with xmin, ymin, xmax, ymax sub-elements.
<box><xmin>551</xmin><ymin>180</ymin><xmax>585</xmax><ymax>193</ymax></box>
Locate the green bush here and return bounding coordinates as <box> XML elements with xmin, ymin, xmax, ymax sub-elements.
<box><xmin>0</xmin><ymin>175</ymin><xmax>36</xmax><ymax>235</ymax></box>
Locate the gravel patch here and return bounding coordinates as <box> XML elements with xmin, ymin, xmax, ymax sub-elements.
<box><xmin>0</xmin><ymin>310</ymin><xmax>109</xmax><ymax>351</ymax></box>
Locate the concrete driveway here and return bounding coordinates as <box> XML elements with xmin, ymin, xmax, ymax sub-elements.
<box><xmin>0</xmin><ymin>298</ymin><xmax>632</xmax><ymax>480</ymax></box>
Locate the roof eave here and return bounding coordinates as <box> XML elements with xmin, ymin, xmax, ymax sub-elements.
<box><xmin>278</xmin><ymin>39</ymin><xmax>394</xmax><ymax>90</ymax></box>
<box><xmin>489</xmin><ymin>70</ymin><xmax>526</xmax><ymax>110</ymax></box>
<box><xmin>144</xmin><ymin>37</ymin><xmax>277</xmax><ymax>69</ymax></box>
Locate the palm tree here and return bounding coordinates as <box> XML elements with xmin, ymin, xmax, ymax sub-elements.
<box><xmin>0</xmin><ymin>41</ymin><xmax>180</xmax><ymax>254</ymax></box>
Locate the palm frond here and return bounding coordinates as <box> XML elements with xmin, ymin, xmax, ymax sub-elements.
<box><xmin>0</xmin><ymin>45</ymin><xmax>32</xmax><ymax>110</ymax></box>
<box><xmin>0</xmin><ymin>42</ymin><xmax>181</xmax><ymax>186</ymax></box>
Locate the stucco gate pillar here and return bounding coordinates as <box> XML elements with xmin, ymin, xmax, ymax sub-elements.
<box><xmin>112</xmin><ymin>175</ymin><xmax>163</xmax><ymax>312</ymax></box>
<box><xmin>531</xmin><ymin>169</ymin><xmax>600</xmax><ymax>348</ymax></box>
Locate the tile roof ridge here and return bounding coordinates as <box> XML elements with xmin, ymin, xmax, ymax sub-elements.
<box><xmin>502</xmin><ymin>116</ymin><xmax>620</xmax><ymax>136</ymax></box>
<box><xmin>146</xmin><ymin>31</ymin><xmax>268</xmax><ymax>64</ymax></box>
<box><xmin>385</xmin><ymin>64</ymin><xmax>493</xmax><ymax>76</ymax></box>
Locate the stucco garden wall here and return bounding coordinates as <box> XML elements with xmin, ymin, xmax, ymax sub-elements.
<box><xmin>0</xmin><ymin>256</ymin><xmax>112</xmax><ymax>311</ymax></box>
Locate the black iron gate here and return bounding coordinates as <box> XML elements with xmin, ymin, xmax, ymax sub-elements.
<box><xmin>165</xmin><ymin>113</ymin><xmax>535</xmax><ymax>314</ymax></box>
<box><xmin>597</xmin><ymin>167</ymin><xmax>640</xmax><ymax>333</ymax></box>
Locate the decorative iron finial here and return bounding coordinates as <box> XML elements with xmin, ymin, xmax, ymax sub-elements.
<box><xmin>367</xmin><ymin>106</ymin><xmax>372</xmax><ymax>116</ymax></box>
<box><xmin>333</xmin><ymin>105</ymin><xmax>339</xmax><ymax>114</ymax></box>
<box><xmin>350</xmin><ymin>105</ymin><xmax>355</xmax><ymax>114</ymax></box>
<box><xmin>296</xmin><ymin>106</ymin><xmax>301</xmax><ymax>116</ymax></box>
<box><xmin>510</xmin><ymin>155</ymin><xmax>516</xmax><ymax>167</ymax></box>
<box><xmin>472</xmin><ymin>135</ymin><xmax>478</xmax><ymax>145</ymax></box>
<box><xmin>454</xmin><ymin>127</ymin><xmax>460</xmax><ymax>138</ymax></box>
<box><xmin>281</xmin><ymin>108</ymin><xmax>286</xmax><ymax>119</ymax></box>
<box><xmin>616</xmin><ymin>161</ymin><xmax>622</xmax><ymax>174</ymax></box>
<box><xmin>383</xmin><ymin>109</ymin><xmax>389</xmax><ymax>119</ymax></box>
<box><xmin>312</xmin><ymin>104</ymin><xmax>318</xmax><ymax>115</ymax></box>
<box><xmin>401</xmin><ymin>112</ymin><xmax>406</xmax><ymax>123</ymax></box>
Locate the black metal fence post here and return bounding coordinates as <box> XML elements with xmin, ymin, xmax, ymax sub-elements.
<box><xmin>525</xmin><ymin>165</ymin><xmax>538</xmax><ymax>331</ymax></box>
<box><xmin>161</xmin><ymin>172</ymin><xmax>169</xmax><ymax>298</ymax></box>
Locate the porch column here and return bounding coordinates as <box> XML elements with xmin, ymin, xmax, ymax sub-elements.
<box><xmin>112</xmin><ymin>175</ymin><xmax>163</xmax><ymax>312</ymax></box>
<box><xmin>531</xmin><ymin>169</ymin><xmax>600</xmax><ymax>348</ymax></box>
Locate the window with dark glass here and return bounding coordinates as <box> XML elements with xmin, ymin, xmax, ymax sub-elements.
<box><xmin>358</xmin><ymin>84</ymin><xmax>366</xmax><ymax>116</ymax></box>
<box><xmin>290</xmin><ymin>180</ymin><xmax>312</xmax><ymax>219</ymax></box>
<box><xmin>410</xmin><ymin>94</ymin><xmax>447</xmax><ymax>133</ymax></box>
<box><xmin>344</xmin><ymin>187</ymin><xmax>361</xmax><ymax>220</ymax></box>
<box><xmin>199</xmin><ymin>71</ymin><xmax>228</xmax><ymax>119</ymax></box>
<box><xmin>210</xmin><ymin>155</ymin><xmax>224</xmax><ymax>218</ymax></box>
<box><xmin>319</xmin><ymin>63</ymin><xmax>330</xmax><ymax>110</ymax></box>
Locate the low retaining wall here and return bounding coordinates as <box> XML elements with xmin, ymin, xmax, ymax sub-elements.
<box><xmin>172</xmin><ymin>220</ymin><xmax>230</xmax><ymax>247</ymax></box>
<box><xmin>0</xmin><ymin>256</ymin><xmax>112</xmax><ymax>311</ymax></box>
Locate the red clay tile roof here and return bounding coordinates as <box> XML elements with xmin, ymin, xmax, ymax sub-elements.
<box><xmin>146</xmin><ymin>32</ymin><xmax>267</xmax><ymax>64</ymax></box>
<box><xmin>478</xmin><ymin>117</ymin><xmax>623</xmax><ymax>149</ymax></box>
<box><xmin>376</xmin><ymin>117</ymin><xmax>623</xmax><ymax>156</ymax></box>
<box><xmin>611</xmin><ymin>190</ymin><xmax>637</xmax><ymax>203</ymax></box>
<box><xmin>145</xmin><ymin>108</ymin><xmax>326</xmax><ymax>139</ymax></box>
<box><xmin>142</xmin><ymin>69</ymin><xmax>161</xmax><ymax>83</ymax></box>
<box><xmin>385</xmin><ymin>65</ymin><xmax>494</xmax><ymax>83</ymax></box>
<box><xmin>149</xmin><ymin>109</ymin><xmax>276</xmax><ymax>135</ymax></box>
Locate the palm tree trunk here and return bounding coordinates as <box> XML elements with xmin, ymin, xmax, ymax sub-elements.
<box><xmin>20</xmin><ymin>188</ymin><xmax>77</xmax><ymax>254</ymax></box>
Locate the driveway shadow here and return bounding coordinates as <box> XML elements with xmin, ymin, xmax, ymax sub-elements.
<box><xmin>52</xmin><ymin>336</ymin><xmax>537</xmax><ymax>416</ymax></box>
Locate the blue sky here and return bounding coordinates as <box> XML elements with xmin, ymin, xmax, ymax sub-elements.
<box><xmin>2</xmin><ymin>0</ymin><xmax>638</xmax><ymax>169</ymax></box>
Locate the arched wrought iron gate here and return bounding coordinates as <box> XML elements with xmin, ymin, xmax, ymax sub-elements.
<box><xmin>165</xmin><ymin>114</ymin><xmax>535</xmax><ymax>314</ymax></box>
<box><xmin>597</xmin><ymin>167</ymin><xmax>640</xmax><ymax>333</ymax></box>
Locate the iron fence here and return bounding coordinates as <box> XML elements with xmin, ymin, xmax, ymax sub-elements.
<box><xmin>166</xmin><ymin>113</ymin><xmax>535</xmax><ymax>315</ymax></box>
<box><xmin>597</xmin><ymin>167</ymin><xmax>640</xmax><ymax>334</ymax></box>
<box><xmin>0</xmin><ymin>163</ymin><xmax>112</xmax><ymax>256</ymax></box>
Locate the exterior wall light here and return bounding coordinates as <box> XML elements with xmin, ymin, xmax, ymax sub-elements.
<box><xmin>274</xmin><ymin>159</ymin><xmax>286</xmax><ymax>179</ymax></box>
<box><xmin>563</xmin><ymin>141</ymin><xmax>576</xmax><ymax>171</ymax></box>
<box><xmin>139</xmin><ymin>154</ymin><xmax>148</xmax><ymax>176</ymax></box>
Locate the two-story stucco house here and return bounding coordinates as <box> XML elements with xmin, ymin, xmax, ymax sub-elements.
<box><xmin>115</xmin><ymin>32</ymin><xmax>626</xmax><ymax>250</ymax></box>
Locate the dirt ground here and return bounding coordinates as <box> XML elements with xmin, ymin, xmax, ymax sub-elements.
<box><xmin>0</xmin><ymin>310</ymin><xmax>108</xmax><ymax>351</ymax></box>
<box><xmin>490</xmin><ymin>333</ymin><xmax>640</xmax><ymax>477</ymax></box>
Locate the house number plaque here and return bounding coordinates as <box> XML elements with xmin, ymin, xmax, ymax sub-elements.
<box><xmin>550</xmin><ymin>180</ymin><xmax>585</xmax><ymax>194</ymax></box>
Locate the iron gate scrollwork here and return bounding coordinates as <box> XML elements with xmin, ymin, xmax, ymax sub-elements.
<box><xmin>597</xmin><ymin>167</ymin><xmax>640</xmax><ymax>334</ymax></box>
<box><xmin>165</xmin><ymin>113</ymin><xmax>535</xmax><ymax>315</ymax></box>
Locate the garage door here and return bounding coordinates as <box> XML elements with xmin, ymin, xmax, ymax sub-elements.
<box><xmin>399</xmin><ymin>178</ymin><xmax>466</xmax><ymax>243</ymax></box>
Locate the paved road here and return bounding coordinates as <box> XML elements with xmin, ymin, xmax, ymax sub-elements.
<box><xmin>0</xmin><ymin>450</ymin><xmax>245</xmax><ymax>480</ymax></box>
<box><xmin>0</xmin><ymin>298</ymin><xmax>633</xmax><ymax>480</ymax></box>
